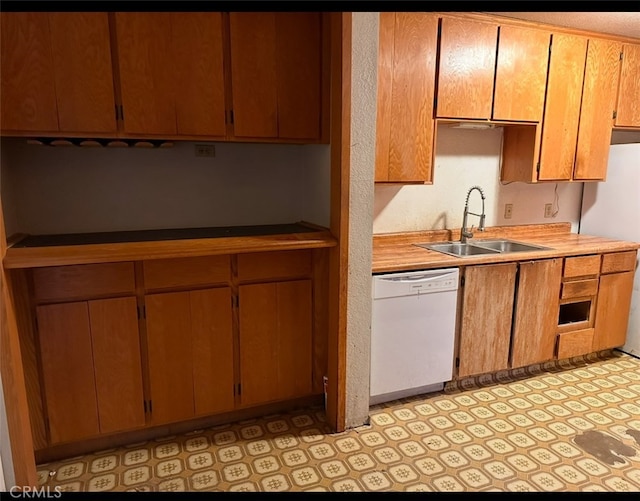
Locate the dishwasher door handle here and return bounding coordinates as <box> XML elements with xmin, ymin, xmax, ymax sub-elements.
<box><xmin>379</xmin><ymin>273</ymin><xmax>453</xmax><ymax>284</ymax></box>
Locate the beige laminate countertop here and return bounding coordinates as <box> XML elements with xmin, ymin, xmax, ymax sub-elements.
<box><xmin>372</xmin><ymin>223</ymin><xmax>640</xmax><ymax>274</ymax></box>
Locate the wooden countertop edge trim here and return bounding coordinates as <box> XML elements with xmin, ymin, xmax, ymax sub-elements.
<box><xmin>3</xmin><ymin>232</ymin><xmax>338</xmax><ymax>269</ymax></box>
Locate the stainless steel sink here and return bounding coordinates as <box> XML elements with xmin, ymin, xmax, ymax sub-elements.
<box><xmin>415</xmin><ymin>242</ymin><xmax>500</xmax><ymax>258</ymax></box>
<box><xmin>415</xmin><ymin>239</ymin><xmax>552</xmax><ymax>258</ymax></box>
<box><xmin>472</xmin><ymin>239</ymin><xmax>551</xmax><ymax>253</ymax></box>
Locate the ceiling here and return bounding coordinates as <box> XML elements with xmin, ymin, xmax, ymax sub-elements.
<box><xmin>489</xmin><ymin>12</ymin><xmax>640</xmax><ymax>39</ymax></box>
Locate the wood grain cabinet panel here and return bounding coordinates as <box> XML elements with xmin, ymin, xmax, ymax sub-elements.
<box><xmin>601</xmin><ymin>251</ymin><xmax>637</xmax><ymax>274</ymax></box>
<box><xmin>171</xmin><ymin>13</ymin><xmax>226</xmax><ymax>137</ymax></box>
<box><xmin>230</xmin><ymin>13</ymin><xmax>322</xmax><ymax>140</ymax></box>
<box><xmin>88</xmin><ymin>297</ymin><xmax>145</xmax><ymax>434</ymax></box>
<box><xmin>511</xmin><ymin>259</ymin><xmax>562</xmax><ymax>368</ymax></box>
<box><xmin>37</xmin><ymin>297</ymin><xmax>145</xmax><ymax>443</ymax></box>
<box><xmin>239</xmin><ymin>280</ymin><xmax>312</xmax><ymax>406</ymax></box>
<box><xmin>436</xmin><ymin>18</ymin><xmax>498</xmax><ymax>120</ymax></box>
<box><xmin>48</xmin><ymin>13</ymin><xmax>116</xmax><ymax>133</ymax></box>
<box><xmin>375</xmin><ymin>12</ymin><xmax>438</xmax><ymax>183</ymax></box>
<box><xmin>493</xmin><ymin>26</ymin><xmax>550</xmax><ymax>122</ymax></box>
<box><xmin>145</xmin><ymin>287</ymin><xmax>234</xmax><ymax>425</ymax></box>
<box><xmin>563</xmin><ymin>255</ymin><xmax>601</xmax><ymax>278</ymax></box>
<box><xmin>593</xmin><ymin>271</ymin><xmax>634</xmax><ymax>351</ymax></box>
<box><xmin>616</xmin><ymin>44</ymin><xmax>640</xmax><ymax>127</ymax></box>
<box><xmin>37</xmin><ymin>302</ymin><xmax>100</xmax><ymax>444</ymax></box>
<box><xmin>0</xmin><ymin>13</ymin><xmax>58</xmax><ymax>132</ymax></box>
<box><xmin>115</xmin><ymin>13</ymin><xmax>176</xmax><ymax>135</ymax></box>
<box><xmin>557</xmin><ymin>328</ymin><xmax>594</xmax><ymax>359</ymax></box>
<box><xmin>574</xmin><ymin>38</ymin><xmax>621</xmax><ymax>180</ymax></box>
<box><xmin>538</xmin><ymin>33</ymin><xmax>587</xmax><ymax>181</ymax></box>
<box><xmin>116</xmin><ymin>13</ymin><xmax>227</xmax><ymax>137</ymax></box>
<box><xmin>458</xmin><ymin>263</ymin><xmax>517</xmax><ymax>378</ymax></box>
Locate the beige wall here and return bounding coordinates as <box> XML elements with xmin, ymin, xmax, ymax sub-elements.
<box><xmin>374</xmin><ymin>126</ymin><xmax>585</xmax><ymax>234</ymax></box>
<box><xmin>1</xmin><ymin>139</ymin><xmax>330</xmax><ymax>236</ymax></box>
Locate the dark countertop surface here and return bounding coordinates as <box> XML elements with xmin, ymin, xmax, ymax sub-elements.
<box><xmin>12</xmin><ymin>223</ymin><xmax>314</xmax><ymax>248</ymax></box>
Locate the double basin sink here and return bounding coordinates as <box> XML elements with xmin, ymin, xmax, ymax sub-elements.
<box><xmin>416</xmin><ymin>239</ymin><xmax>552</xmax><ymax>258</ymax></box>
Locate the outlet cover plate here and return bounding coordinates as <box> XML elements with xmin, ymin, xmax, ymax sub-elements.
<box><xmin>504</xmin><ymin>204</ymin><xmax>513</xmax><ymax>219</ymax></box>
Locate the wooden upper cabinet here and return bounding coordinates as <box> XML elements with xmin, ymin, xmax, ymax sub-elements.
<box><xmin>0</xmin><ymin>13</ymin><xmax>59</xmax><ymax>132</ymax></box>
<box><xmin>115</xmin><ymin>13</ymin><xmax>226</xmax><ymax>137</ymax></box>
<box><xmin>436</xmin><ymin>18</ymin><xmax>498</xmax><ymax>120</ymax></box>
<box><xmin>229</xmin><ymin>12</ymin><xmax>322</xmax><ymax>140</ymax></box>
<box><xmin>48</xmin><ymin>13</ymin><xmax>116</xmax><ymax>133</ymax></box>
<box><xmin>375</xmin><ymin>12</ymin><xmax>438</xmax><ymax>183</ymax></box>
<box><xmin>574</xmin><ymin>39</ymin><xmax>621</xmax><ymax>180</ymax></box>
<box><xmin>493</xmin><ymin>26</ymin><xmax>550</xmax><ymax>122</ymax></box>
<box><xmin>115</xmin><ymin>13</ymin><xmax>176</xmax><ymax>135</ymax></box>
<box><xmin>615</xmin><ymin>43</ymin><xmax>640</xmax><ymax>127</ymax></box>
<box><xmin>538</xmin><ymin>33</ymin><xmax>587</xmax><ymax>181</ymax></box>
<box><xmin>171</xmin><ymin>13</ymin><xmax>226</xmax><ymax>137</ymax></box>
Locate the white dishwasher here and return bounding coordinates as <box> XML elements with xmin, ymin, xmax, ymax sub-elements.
<box><xmin>370</xmin><ymin>268</ymin><xmax>459</xmax><ymax>405</ymax></box>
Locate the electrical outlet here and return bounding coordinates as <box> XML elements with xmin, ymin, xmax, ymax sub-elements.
<box><xmin>544</xmin><ymin>203</ymin><xmax>553</xmax><ymax>218</ymax></box>
<box><xmin>504</xmin><ymin>204</ymin><xmax>513</xmax><ymax>219</ymax></box>
<box><xmin>195</xmin><ymin>144</ymin><xmax>216</xmax><ymax>157</ymax></box>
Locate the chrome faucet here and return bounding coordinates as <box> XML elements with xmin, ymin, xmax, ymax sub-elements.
<box><xmin>460</xmin><ymin>186</ymin><xmax>486</xmax><ymax>243</ymax></box>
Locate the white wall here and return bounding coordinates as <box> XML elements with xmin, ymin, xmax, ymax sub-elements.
<box><xmin>374</xmin><ymin>126</ymin><xmax>585</xmax><ymax>234</ymax></box>
<box><xmin>345</xmin><ymin>12</ymin><xmax>377</xmax><ymax>429</ymax></box>
<box><xmin>0</xmin><ymin>139</ymin><xmax>330</xmax><ymax>236</ymax></box>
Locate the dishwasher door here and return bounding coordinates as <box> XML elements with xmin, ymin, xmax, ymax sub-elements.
<box><xmin>370</xmin><ymin>268</ymin><xmax>459</xmax><ymax>405</ymax></box>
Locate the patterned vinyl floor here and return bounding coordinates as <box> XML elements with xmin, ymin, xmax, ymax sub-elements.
<box><xmin>36</xmin><ymin>350</ymin><xmax>640</xmax><ymax>492</ymax></box>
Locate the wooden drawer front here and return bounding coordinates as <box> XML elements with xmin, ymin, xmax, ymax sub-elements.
<box><xmin>561</xmin><ymin>279</ymin><xmax>598</xmax><ymax>299</ymax></box>
<box><xmin>557</xmin><ymin>328</ymin><xmax>594</xmax><ymax>360</ymax></box>
<box><xmin>238</xmin><ymin>250</ymin><xmax>312</xmax><ymax>282</ymax></box>
<box><xmin>601</xmin><ymin>251</ymin><xmax>637</xmax><ymax>274</ymax></box>
<box><xmin>33</xmin><ymin>263</ymin><xmax>135</xmax><ymax>302</ymax></box>
<box><xmin>143</xmin><ymin>255</ymin><xmax>231</xmax><ymax>291</ymax></box>
<box><xmin>563</xmin><ymin>255</ymin><xmax>601</xmax><ymax>278</ymax></box>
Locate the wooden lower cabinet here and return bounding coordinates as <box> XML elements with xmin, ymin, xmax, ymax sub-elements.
<box><xmin>145</xmin><ymin>287</ymin><xmax>234</xmax><ymax>425</ymax></box>
<box><xmin>592</xmin><ymin>271</ymin><xmax>635</xmax><ymax>351</ymax></box>
<box><xmin>511</xmin><ymin>259</ymin><xmax>562</xmax><ymax>368</ymax></box>
<box><xmin>239</xmin><ymin>279</ymin><xmax>312</xmax><ymax>406</ymax></box>
<box><xmin>458</xmin><ymin>263</ymin><xmax>517</xmax><ymax>378</ymax></box>
<box><xmin>37</xmin><ymin>297</ymin><xmax>144</xmax><ymax>444</ymax></box>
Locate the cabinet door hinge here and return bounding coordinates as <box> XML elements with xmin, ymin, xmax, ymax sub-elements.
<box><xmin>149</xmin><ymin>400</ymin><xmax>153</xmax><ymax>414</ymax></box>
<box><xmin>620</xmin><ymin>51</ymin><xmax>624</xmax><ymax>61</ymax></box>
<box><xmin>236</xmin><ymin>383</ymin><xmax>242</xmax><ymax>396</ymax></box>
<box><xmin>536</xmin><ymin>162</ymin><xmax>541</xmax><ymax>175</ymax></box>
<box><xmin>119</xmin><ymin>105</ymin><xmax>124</xmax><ymax>121</ymax></box>
<box><xmin>460</xmin><ymin>276</ymin><xmax>465</xmax><ymax>287</ymax></box>
<box><xmin>138</xmin><ymin>305</ymin><xmax>146</xmax><ymax>319</ymax></box>
<box><xmin>613</xmin><ymin>110</ymin><xmax>617</xmax><ymax>120</ymax></box>
<box><xmin>455</xmin><ymin>357</ymin><xmax>460</xmax><ymax>368</ymax></box>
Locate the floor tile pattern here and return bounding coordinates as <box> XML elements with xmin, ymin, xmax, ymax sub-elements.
<box><xmin>37</xmin><ymin>350</ymin><xmax>640</xmax><ymax>492</ymax></box>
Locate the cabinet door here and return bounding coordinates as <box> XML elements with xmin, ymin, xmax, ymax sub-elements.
<box><xmin>436</xmin><ymin>18</ymin><xmax>497</xmax><ymax>119</ymax></box>
<box><xmin>88</xmin><ymin>297</ymin><xmax>145</xmax><ymax>434</ymax></box>
<box><xmin>616</xmin><ymin>44</ymin><xmax>640</xmax><ymax>127</ymax></box>
<box><xmin>229</xmin><ymin>13</ymin><xmax>278</xmax><ymax>138</ymax></box>
<box><xmin>458</xmin><ymin>263</ymin><xmax>517</xmax><ymax>378</ymax></box>
<box><xmin>229</xmin><ymin>13</ymin><xmax>322</xmax><ymax>139</ymax></box>
<box><xmin>145</xmin><ymin>291</ymin><xmax>194</xmax><ymax>424</ymax></box>
<box><xmin>538</xmin><ymin>34</ymin><xmax>587</xmax><ymax>181</ymax></box>
<box><xmin>593</xmin><ymin>271</ymin><xmax>634</xmax><ymax>351</ymax></box>
<box><xmin>574</xmin><ymin>39</ymin><xmax>621</xmax><ymax>180</ymax></box>
<box><xmin>115</xmin><ymin>13</ymin><xmax>176</xmax><ymax>135</ymax></box>
<box><xmin>190</xmin><ymin>288</ymin><xmax>234</xmax><ymax>416</ymax></box>
<box><xmin>171</xmin><ymin>13</ymin><xmax>226</xmax><ymax>137</ymax></box>
<box><xmin>275</xmin><ymin>13</ymin><xmax>322</xmax><ymax>139</ymax></box>
<box><xmin>37</xmin><ymin>302</ymin><xmax>100</xmax><ymax>444</ymax></box>
<box><xmin>48</xmin><ymin>13</ymin><xmax>116</xmax><ymax>133</ymax></box>
<box><xmin>493</xmin><ymin>26</ymin><xmax>550</xmax><ymax>122</ymax></box>
<box><xmin>239</xmin><ymin>280</ymin><xmax>312</xmax><ymax>406</ymax></box>
<box><xmin>375</xmin><ymin>13</ymin><xmax>438</xmax><ymax>183</ymax></box>
<box><xmin>511</xmin><ymin>259</ymin><xmax>562</xmax><ymax>368</ymax></box>
<box><xmin>0</xmin><ymin>13</ymin><xmax>58</xmax><ymax>132</ymax></box>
